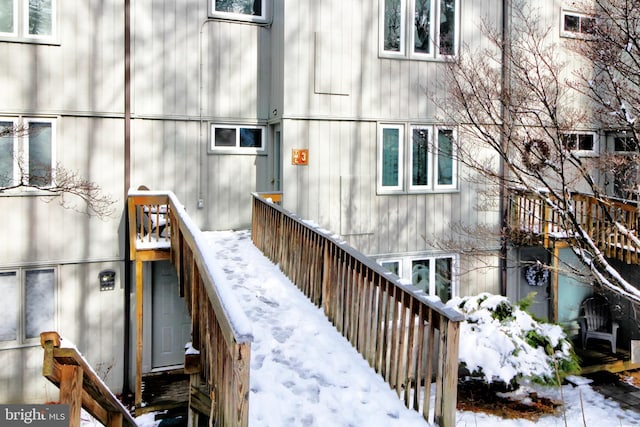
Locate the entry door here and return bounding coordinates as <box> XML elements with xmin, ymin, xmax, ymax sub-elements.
<box><xmin>151</xmin><ymin>261</ymin><xmax>191</xmax><ymax>369</ymax></box>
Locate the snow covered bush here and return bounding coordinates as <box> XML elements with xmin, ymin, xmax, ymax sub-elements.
<box><xmin>446</xmin><ymin>292</ymin><xmax>579</xmax><ymax>389</ymax></box>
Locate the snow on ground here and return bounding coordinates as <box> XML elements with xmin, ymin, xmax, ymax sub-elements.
<box><xmin>129</xmin><ymin>230</ymin><xmax>640</xmax><ymax>427</ymax></box>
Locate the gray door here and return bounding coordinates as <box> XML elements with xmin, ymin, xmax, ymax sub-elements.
<box><xmin>519</xmin><ymin>247</ymin><xmax>550</xmax><ymax>321</ymax></box>
<box><xmin>152</xmin><ymin>261</ymin><xmax>191</xmax><ymax>369</ymax></box>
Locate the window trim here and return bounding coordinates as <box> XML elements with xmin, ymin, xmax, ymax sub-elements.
<box><xmin>560</xmin><ymin>10</ymin><xmax>595</xmax><ymax>39</ymax></box>
<box><xmin>208</xmin><ymin>0</ymin><xmax>270</xmax><ymax>24</ymax></box>
<box><xmin>378</xmin><ymin>123</ymin><xmax>458</xmax><ymax>194</ymax></box>
<box><xmin>433</xmin><ymin>127</ymin><xmax>457</xmax><ymax>190</ymax></box>
<box><xmin>0</xmin><ymin>0</ymin><xmax>58</xmax><ymax>44</ymax></box>
<box><xmin>0</xmin><ymin>116</ymin><xmax>56</xmax><ymax>189</ymax></box>
<box><xmin>561</xmin><ymin>131</ymin><xmax>598</xmax><ymax>156</ymax></box>
<box><xmin>209</xmin><ymin>124</ymin><xmax>266</xmax><ymax>154</ymax></box>
<box><xmin>378</xmin><ymin>124</ymin><xmax>405</xmax><ymax>192</ymax></box>
<box><xmin>609</xmin><ymin>132</ymin><xmax>638</xmax><ymax>153</ymax></box>
<box><xmin>378</xmin><ymin>254</ymin><xmax>458</xmax><ymax>302</ymax></box>
<box><xmin>379</xmin><ymin>0</ymin><xmax>460</xmax><ymax>60</ymax></box>
<box><xmin>0</xmin><ymin>266</ymin><xmax>57</xmax><ymax>349</ymax></box>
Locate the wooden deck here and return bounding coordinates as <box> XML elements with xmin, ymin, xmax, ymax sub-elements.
<box><xmin>575</xmin><ymin>339</ymin><xmax>640</xmax><ymax>375</ymax></box>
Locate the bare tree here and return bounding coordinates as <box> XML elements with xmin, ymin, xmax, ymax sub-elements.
<box><xmin>436</xmin><ymin>1</ymin><xmax>640</xmax><ymax>303</ymax></box>
<box><xmin>0</xmin><ymin>123</ymin><xmax>115</xmax><ymax>218</ymax></box>
<box><xmin>570</xmin><ymin>0</ymin><xmax>640</xmax><ymax>200</ymax></box>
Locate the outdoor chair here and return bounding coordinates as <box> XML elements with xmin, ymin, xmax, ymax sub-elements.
<box><xmin>578</xmin><ymin>295</ymin><xmax>619</xmax><ymax>354</ymax></box>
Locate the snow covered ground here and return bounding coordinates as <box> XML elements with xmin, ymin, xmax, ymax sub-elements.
<box><xmin>126</xmin><ymin>230</ymin><xmax>640</xmax><ymax>427</ymax></box>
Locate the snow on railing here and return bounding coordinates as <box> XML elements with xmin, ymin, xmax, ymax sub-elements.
<box><xmin>128</xmin><ymin>190</ymin><xmax>252</xmax><ymax>427</ymax></box>
<box><xmin>251</xmin><ymin>192</ymin><xmax>463</xmax><ymax>427</ymax></box>
<box><xmin>507</xmin><ymin>189</ymin><xmax>640</xmax><ymax>264</ymax></box>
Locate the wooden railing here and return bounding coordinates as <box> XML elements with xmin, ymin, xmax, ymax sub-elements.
<box><xmin>128</xmin><ymin>191</ymin><xmax>252</xmax><ymax>427</ymax></box>
<box><xmin>40</xmin><ymin>331</ymin><xmax>137</xmax><ymax>427</ymax></box>
<box><xmin>251</xmin><ymin>193</ymin><xmax>463</xmax><ymax>427</ymax></box>
<box><xmin>507</xmin><ymin>189</ymin><xmax>640</xmax><ymax>264</ymax></box>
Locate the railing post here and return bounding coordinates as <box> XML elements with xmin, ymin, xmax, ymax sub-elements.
<box><xmin>435</xmin><ymin>317</ymin><xmax>460</xmax><ymax>427</ymax></box>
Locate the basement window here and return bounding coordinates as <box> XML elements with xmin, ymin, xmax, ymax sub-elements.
<box><xmin>0</xmin><ymin>268</ymin><xmax>55</xmax><ymax>347</ymax></box>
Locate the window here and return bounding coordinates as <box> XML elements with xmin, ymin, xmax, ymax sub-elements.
<box><xmin>0</xmin><ymin>268</ymin><xmax>55</xmax><ymax>346</ymax></box>
<box><xmin>561</xmin><ymin>132</ymin><xmax>597</xmax><ymax>154</ymax></box>
<box><xmin>381</xmin><ymin>0</ymin><xmax>458</xmax><ymax>59</ymax></box>
<box><xmin>612</xmin><ymin>134</ymin><xmax>638</xmax><ymax>152</ymax></box>
<box><xmin>0</xmin><ymin>0</ymin><xmax>56</xmax><ymax>41</ymax></box>
<box><xmin>379</xmin><ymin>255</ymin><xmax>456</xmax><ymax>302</ymax></box>
<box><xmin>210</xmin><ymin>0</ymin><xmax>269</xmax><ymax>23</ymax></box>
<box><xmin>210</xmin><ymin>124</ymin><xmax>265</xmax><ymax>154</ymax></box>
<box><xmin>0</xmin><ymin>117</ymin><xmax>55</xmax><ymax>188</ymax></box>
<box><xmin>378</xmin><ymin>124</ymin><xmax>456</xmax><ymax>193</ymax></box>
<box><xmin>561</xmin><ymin>11</ymin><xmax>595</xmax><ymax>38</ymax></box>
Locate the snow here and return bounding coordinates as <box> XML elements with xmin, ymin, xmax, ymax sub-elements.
<box><xmin>118</xmin><ymin>229</ymin><xmax>640</xmax><ymax>427</ymax></box>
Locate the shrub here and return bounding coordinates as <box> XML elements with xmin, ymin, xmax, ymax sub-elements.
<box><xmin>446</xmin><ymin>292</ymin><xmax>580</xmax><ymax>388</ymax></box>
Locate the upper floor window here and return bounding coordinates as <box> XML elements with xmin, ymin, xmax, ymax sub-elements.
<box><xmin>611</xmin><ymin>134</ymin><xmax>638</xmax><ymax>153</ymax></box>
<box><xmin>381</xmin><ymin>0</ymin><xmax>458</xmax><ymax>59</ymax></box>
<box><xmin>210</xmin><ymin>0</ymin><xmax>269</xmax><ymax>23</ymax></box>
<box><xmin>0</xmin><ymin>117</ymin><xmax>55</xmax><ymax>189</ymax></box>
<box><xmin>210</xmin><ymin>124</ymin><xmax>265</xmax><ymax>154</ymax></box>
<box><xmin>561</xmin><ymin>131</ymin><xmax>598</xmax><ymax>155</ymax></box>
<box><xmin>379</xmin><ymin>255</ymin><xmax>457</xmax><ymax>303</ymax></box>
<box><xmin>378</xmin><ymin>124</ymin><xmax>457</xmax><ymax>193</ymax></box>
<box><xmin>0</xmin><ymin>0</ymin><xmax>56</xmax><ymax>42</ymax></box>
<box><xmin>0</xmin><ymin>268</ymin><xmax>55</xmax><ymax>347</ymax></box>
<box><xmin>561</xmin><ymin>10</ymin><xmax>595</xmax><ymax>38</ymax></box>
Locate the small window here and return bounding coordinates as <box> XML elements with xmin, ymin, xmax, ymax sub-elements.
<box><xmin>378</xmin><ymin>124</ymin><xmax>457</xmax><ymax>193</ymax></box>
<box><xmin>0</xmin><ymin>268</ymin><xmax>55</xmax><ymax>346</ymax></box>
<box><xmin>0</xmin><ymin>0</ymin><xmax>56</xmax><ymax>42</ymax></box>
<box><xmin>0</xmin><ymin>117</ymin><xmax>55</xmax><ymax>189</ymax></box>
<box><xmin>561</xmin><ymin>11</ymin><xmax>595</xmax><ymax>38</ymax></box>
<box><xmin>379</xmin><ymin>255</ymin><xmax>456</xmax><ymax>302</ymax></box>
<box><xmin>210</xmin><ymin>0</ymin><xmax>269</xmax><ymax>23</ymax></box>
<box><xmin>613</xmin><ymin>135</ymin><xmax>638</xmax><ymax>152</ymax></box>
<box><xmin>210</xmin><ymin>124</ymin><xmax>265</xmax><ymax>153</ymax></box>
<box><xmin>381</xmin><ymin>260</ymin><xmax>401</xmax><ymax>277</ymax></box>
<box><xmin>561</xmin><ymin>132</ymin><xmax>597</xmax><ymax>154</ymax></box>
<box><xmin>381</xmin><ymin>0</ymin><xmax>458</xmax><ymax>59</ymax></box>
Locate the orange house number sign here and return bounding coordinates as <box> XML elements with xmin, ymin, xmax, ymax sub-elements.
<box><xmin>291</xmin><ymin>148</ymin><xmax>309</xmax><ymax>165</ymax></box>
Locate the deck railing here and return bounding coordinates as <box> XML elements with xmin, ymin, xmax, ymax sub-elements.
<box><xmin>507</xmin><ymin>189</ymin><xmax>640</xmax><ymax>264</ymax></box>
<box><xmin>40</xmin><ymin>331</ymin><xmax>137</xmax><ymax>427</ymax></box>
<box><xmin>251</xmin><ymin>193</ymin><xmax>463</xmax><ymax>427</ymax></box>
<box><xmin>128</xmin><ymin>191</ymin><xmax>252</xmax><ymax>427</ymax></box>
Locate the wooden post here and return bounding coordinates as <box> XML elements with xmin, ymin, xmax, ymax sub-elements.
<box><xmin>59</xmin><ymin>365</ymin><xmax>83</xmax><ymax>427</ymax></box>
<box><xmin>135</xmin><ymin>259</ymin><xmax>144</xmax><ymax>407</ymax></box>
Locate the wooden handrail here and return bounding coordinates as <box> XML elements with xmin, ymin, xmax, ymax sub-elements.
<box><xmin>507</xmin><ymin>189</ymin><xmax>640</xmax><ymax>264</ymax></box>
<box><xmin>128</xmin><ymin>191</ymin><xmax>252</xmax><ymax>427</ymax></box>
<box><xmin>251</xmin><ymin>193</ymin><xmax>463</xmax><ymax>427</ymax></box>
<box><xmin>40</xmin><ymin>331</ymin><xmax>137</xmax><ymax>427</ymax></box>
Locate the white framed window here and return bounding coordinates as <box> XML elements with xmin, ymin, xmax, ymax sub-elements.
<box><xmin>379</xmin><ymin>125</ymin><xmax>404</xmax><ymax>191</ymax></box>
<box><xmin>210</xmin><ymin>124</ymin><xmax>265</xmax><ymax>154</ymax></box>
<box><xmin>560</xmin><ymin>10</ymin><xmax>595</xmax><ymax>38</ymax></box>
<box><xmin>561</xmin><ymin>131</ymin><xmax>598</xmax><ymax>156</ymax></box>
<box><xmin>379</xmin><ymin>255</ymin><xmax>457</xmax><ymax>302</ymax></box>
<box><xmin>0</xmin><ymin>0</ymin><xmax>56</xmax><ymax>42</ymax></box>
<box><xmin>378</xmin><ymin>124</ymin><xmax>457</xmax><ymax>193</ymax></box>
<box><xmin>609</xmin><ymin>133</ymin><xmax>638</xmax><ymax>153</ymax></box>
<box><xmin>0</xmin><ymin>117</ymin><xmax>56</xmax><ymax>188</ymax></box>
<box><xmin>209</xmin><ymin>0</ymin><xmax>269</xmax><ymax>24</ymax></box>
<box><xmin>0</xmin><ymin>268</ymin><xmax>56</xmax><ymax>347</ymax></box>
<box><xmin>381</xmin><ymin>0</ymin><xmax>459</xmax><ymax>59</ymax></box>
